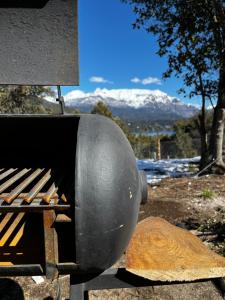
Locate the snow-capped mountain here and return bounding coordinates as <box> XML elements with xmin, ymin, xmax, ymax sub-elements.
<box><xmin>55</xmin><ymin>88</ymin><xmax>198</xmax><ymax>121</ymax></box>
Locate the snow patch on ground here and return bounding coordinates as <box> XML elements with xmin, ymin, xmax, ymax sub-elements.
<box><xmin>137</xmin><ymin>157</ymin><xmax>200</xmax><ymax>184</ymax></box>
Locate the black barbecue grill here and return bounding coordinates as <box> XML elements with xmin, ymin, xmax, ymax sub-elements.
<box><xmin>1</xmin><ymin>1</ymin><xmax>219</xmax><ymax>300</ymax></box>
<box><xmin>0</xmin><ymin>113</ymin><xmax>147</xmax><ymax>298</ymax></box>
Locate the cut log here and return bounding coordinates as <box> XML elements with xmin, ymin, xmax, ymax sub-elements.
<box><xmin>126</xmin><ymin>217</ymin><xmax>225</xmax><ymax>281</ymax></box>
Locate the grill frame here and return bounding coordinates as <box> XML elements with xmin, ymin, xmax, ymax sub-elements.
<box><xmin>0</xmin><ymin>114</ymin><xmax>142</xmax><ymax>281</ymax></box>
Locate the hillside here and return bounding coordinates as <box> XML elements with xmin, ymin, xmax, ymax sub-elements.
<box><xmin>58</xmin><ymin>88</ymin><xmax>198</xmax><ymax>122</ymax></box>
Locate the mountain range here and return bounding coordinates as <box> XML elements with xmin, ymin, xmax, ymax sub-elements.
<box><xmin>49</xmin><ymin>88</ymin><xmax>199</xmax><ymax>122</ymax></box>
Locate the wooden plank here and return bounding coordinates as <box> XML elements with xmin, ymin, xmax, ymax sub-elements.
<box><xmin>126</xmin><ymin>217</ymin><xmax>225</xmax><ymax>281</ymax></box>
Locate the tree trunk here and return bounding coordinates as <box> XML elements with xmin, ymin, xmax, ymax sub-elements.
<box><xmin>199</xmin><ymin>115</ymin><xmax>208</xmax><ymax>169</ymax></box>
<box><xmin>198</xmin><ymin>74</ymin><xmax>208</xmax><ymax>169</ymax></box>
<box><xmin>212</xmin><ymin>107</ymin><xmax>225</xmax><ymax>171</ymax></box>
<box><xmin>208</xmin><ymin>66</ymin><xmax>225</xmax><ymax>173</ymax></box>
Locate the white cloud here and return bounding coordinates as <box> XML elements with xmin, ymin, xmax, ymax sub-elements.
<box><xmin>142</xmin><ymin>76</ymin><xmax>162</xmax><ymax>85</ymax></box>
<box><xmin>131</xmin><ymin>76</ymin><xmax>162</xmax><ymax>85</ymax></box>
<box><xmin>64</xmin><ymin>90</ymin><xmax>87</xmax><ymax>101</ymax></box>
<box><xmin>131</xmin><ymin>77</ymin><xmax>141</xmax><ymax>83</ymax></box>
<box><xmin>89</xmin><ymin>76</ymin><xmax>113</xmax><ymax>84</ymax></box>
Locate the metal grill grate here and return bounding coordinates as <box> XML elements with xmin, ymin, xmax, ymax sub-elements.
<box><xmin>0</xmin><ymin>168</ymin><xmax>70</xmax><ymax>211</ymax></box>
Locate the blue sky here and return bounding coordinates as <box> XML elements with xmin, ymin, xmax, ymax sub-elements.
<box><xmin>62</xmin><ymin>0</ymin><xmax>198</xmax><ymax>105</ymax></box>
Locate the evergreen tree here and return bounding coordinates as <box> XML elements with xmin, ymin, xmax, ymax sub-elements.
<box><xmin>91</xmin><ymin>101</ymin><xmax>113</xmax><ymax>119</ymax></box>
<box><xmin>0</xmin><ymin>85</ymin><xmax>54</xmax><ymax>114</ymax></box>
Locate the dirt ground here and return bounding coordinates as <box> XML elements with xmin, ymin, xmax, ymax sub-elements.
<box><xmin>1</xmin><ymin>174</ymin><xmax>225</xmax><ymax>299</ymax></box>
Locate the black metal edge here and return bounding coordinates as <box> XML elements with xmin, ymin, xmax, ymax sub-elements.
<box><xmin>0</xmin><ymin>266</ymin><xmax>219</xmax><ymax>289</ymax></box>
<box><xmin>74</xmin><ymin>115</ymin><xmax>141</xmax><ymax>272</ymax></box>
<box><xmin>0</xmin><ymin>263</ymin><xmax>79</xmax><ymax>277</ymax></box>
<box><xmin>57</xmin><ymin>263</ymin><xmax>79</xmax><ymax>274</ymax></box>
<box><xmin>212</xmin><ymin>278</ymin><xmax>225</xmax><ymax>297</ymax></box>
<box><xmin>0</xmin><ymin>114</ymin><xmax>81</xmax><ymax>118</ymax></box>
<box><xmin>0</xmin><ymin>1</ymin><xmax>49</xmax><ymax>9</ymax></box>
<box><xmin>70</xmin><ymin>268</ymin><xmax>215</xmax><ymax>291</ymax></box>
<box><xmin>0</xmin><ymin>205</ymin><xmax>70</xmax><ymax>213</ymax></box>
<box><xmin>0</xmin><ymin>265</ymin><xmax>43</xmax><ymax>276</ymax></box>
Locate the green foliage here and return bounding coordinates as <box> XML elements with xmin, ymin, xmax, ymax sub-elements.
<box><xmin>91</xmin><ymin>101</ymin><xmax>113</xmax><ymax>118</ymax></box>
<box><xmin>0</xmin><ymin>85</ymin><xmax>80</xmax><ymax>115</ymax></box>
<box><xmin>0</xmin><ymin>85</ymin><xmax>54</xmax><ymax>114</ymax></box>
<box><xmin>201</xmin><ymin>188</ymin><xmax>215</xmax><ymax>200</ymax></box>
<box><xmin>187</xmin><ymin>164</ymin><xmax>198</xmax><ymax>173</ymax></box>
<box><xmin>174</xmin><ymin>126</ymin><xmax>197</xmax><ymax>158</ymax></box>
<box><xmin>171</xmin><ymin>112</ymin><xmax>214</xmax><ymax>158</ymax></box>
<box><xmin>91</xmin><ymin>101</ymin><xmax>157</xmax><ymax>158</ymax></box>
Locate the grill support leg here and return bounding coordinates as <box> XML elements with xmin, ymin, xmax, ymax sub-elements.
<box><xmin>43</xmin><ymin>210</ymin><xmax>59</xmax><ymax>280</ymax></box>
<box><xmin>70</xmin><ymin>281</ymin><xmax>89</xmax><ymax>300</ymax></box>
<box><xmin>69</xmin><ymin>268</ymin><xmax>218</xmax><ymax>300</ymax></box>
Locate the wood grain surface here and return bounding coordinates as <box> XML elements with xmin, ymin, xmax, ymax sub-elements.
<box><xmin>126</xmin><ymin>217</ymin><xmax>225</xmax><ymax>281</ymax></box>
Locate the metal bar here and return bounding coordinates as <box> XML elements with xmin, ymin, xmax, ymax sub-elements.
<box><xmin>0</xmin><ymin>199</ymin><xmax>59</xmax><ymax>206</ymax></box>
<box><xmin>4</xmin><ymin>169</ymin><xmax>44</xmax><ymax>203</ymax></box>
<box><xmin>56</xmin><ymin>85</ymin><xmax>65</xmax><ymax>115</ymax></box>
<box><xmin>24</xmin><ymin>170</ymin><xmax>51</xmax><ymax>203</ymax></box>
<box><xmin>42</xmin><ymin>183</ymin><xmax>58</xmax><ymax>204</ymax></box>
<box><xmin>43</xmin><ymin>210</ymin><xmax>59</xmax><ymax>280</ymax></box>
<box><xmin>0</xmin><ymin>169</ymin><xmax>17</xmax><ymax>181</ymax></box>
<box><xmin>0</xmin><ymin>193</ymin><xmax>59</xmax><ymax>200</ymax></box>
<box><xmin>0</xmin><ymin>265</ymin><xmax>43</xmax><ymax>276</ymax></box>
<box><xmin>70</xmin><ymin>283</ymin><xmax>88</xmax><ymax>300</ymax></box>
<box><xmin>0</xmin><ymin>199</ymin><xmax>23</xmax><ymax>206</ymax></box>
<box><xmin>0</xmin><ymin>169</ymin><xmax>30</xmax><ymax>194</ymax></box>
<box><xmin>0</xmin><ymin>205</ymin><xmax>70</xmax><ymax>213</ymax></box>
<box><xmin>57</xmin><ymin>263</ymin><xmax>79</xmax><ymax>274</ymax></box>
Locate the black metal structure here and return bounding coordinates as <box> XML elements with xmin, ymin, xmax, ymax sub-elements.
<box><xmin>75</xmin><ymin>115</ymin><xmax>141</xmax><ymax>273</ymax></box>
<box><xmin>69</xmin><ymin>268</ymin><xmax>222</xmax><ymax>300</ymax></box>
<box><xmin>0</xmin><ymin>114</ymin><xmax>146</xmax><ymax>277</ymax></box>
<box><xmin>0</xmin><ymin>0</ymin><xmax>78</xmax><ymax>85</ymax></box>
<box><xmin>0</xmin><ymin>1</ymin><xmax>49</xmax><ymax>8</ymax></box>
